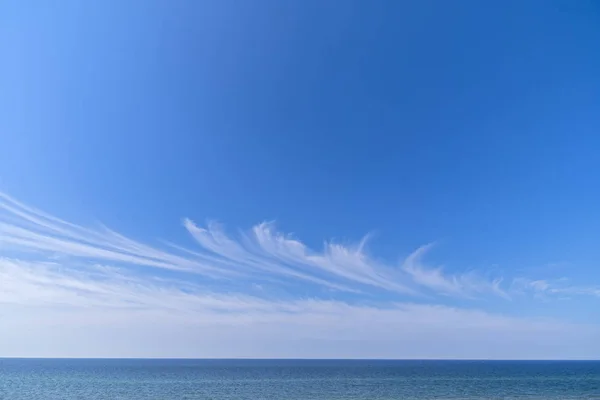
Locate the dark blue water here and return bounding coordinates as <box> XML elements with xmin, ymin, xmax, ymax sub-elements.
<box><xmin>1</xmin><ymin>359</ymin><xmax>599</xmax><ymax>399</ymax></box>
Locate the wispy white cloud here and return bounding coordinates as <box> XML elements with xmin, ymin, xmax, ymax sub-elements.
<box><xmin>0</xmin><ymin>192</ymin><xmax>228</xmax><ymax>276</ymax></box>
<box><xmin>184</xmin><ymin>219</ymin><xmax>415</xmax><ymax>294</ymax></box>
<box><xmin>512</xmin><ymin>278</ymin><xmax>600</xmax><ymax>299</ymax></box>
<box><xmin>0</xmin><ymin>257</ymin><xmax>284</xmax><ymax>313</ymax></box>
<box><xmin>402</xmin><ymin>244</ymin><xmax>509</xmax><ymax>299</ymax></box>
<box><xmin>2</xmin><ymin>257</ymin><xmax>598</xmax><ymax>359</ymax></box>
<box><xmin>1</xmin><ymin>191</ymin><xmax>600</xmax><ymax>358</ymax></box>
<box><xmin>182</xmin><ymin>219</ymin><xmax>359</xmax><ymax>293</ymax></box>
<box><xmin>0</xmin><ymin>190</ymin><xmax>508</xmax><ymax>298</ymax></box>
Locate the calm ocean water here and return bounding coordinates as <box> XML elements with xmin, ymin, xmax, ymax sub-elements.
<box><xmin>1</xmin><ymin>359</ymin><xmax>599</xmax><ymax>399</ymax></box>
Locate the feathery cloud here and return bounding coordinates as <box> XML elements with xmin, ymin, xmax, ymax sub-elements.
<box><xmin>512</xmin><ymin>278</ymin><xmax>600</xmax><ymax>299</ymax></box>
<box><xmin>2</xmin><ymin>257</ymin><xmax>598</xmax><ymax>359</ymax></box>
<box><xmin>402</xmin><ymin>244</ymin><xmax>509</xmax><ymax>299</ymax></box>
<box><xmin>1</xmin><ymin>190</ymin><xmax>508</xmax><ymax>298</ymax></box>
<box><xmin>1</xmin><ymin>191</ymin><xmax>599</xmax><ymax>358</ymax></box>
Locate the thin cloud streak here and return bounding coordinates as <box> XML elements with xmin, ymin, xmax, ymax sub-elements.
<box><xmin>0</xmin><ymin>192</ymin><xmax>232</xmax><ymax>277</ymax></box>
<box><xmin>249</xmin><ymin>222</ymin><xmax>414</xmax><ymax>293</ymax></box>
<box><xmin>3</xmin><ymin>256</ymin><xmax>599</xmax><ymax>359</ymax></box>
<box><xmin>184</xmin><ymin>219</ymin><xmax>415</xmax><ymax>294</ymax></box>
<box><xmin>0</xmin><ymin>190</ymin><xmax>518</xmax><ymax>299</ymax></box>
<box><xmin>512</xmin><ymin>278</ymin><xmax>600</xmax><ymax>299</ymax></box>
<box><xmin>183</xmin><ymin>219</ymin><xmax>357</xmax><ymax>293</ymax></box>
<box><xmin>0</xmin><ymin>256</ymin><xmax>581</xmax><ymax>328</ymax></box>
<box><xmin>402</xmin><ymin>244</ymin><xmax>510</xmax><ymax>299</ymax></box>
<box><xmin>2</xmin><ymin>191</ymin><xmax>599</xmax><ymax>358</ymax></box>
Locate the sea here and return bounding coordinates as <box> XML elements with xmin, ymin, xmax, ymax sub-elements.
<box><xmin>1</xmin><ymin>359</ymin><xmax>599</xmax><ymax>399</ymax></box>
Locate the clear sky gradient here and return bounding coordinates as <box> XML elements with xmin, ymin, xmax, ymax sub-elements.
<box><xmin>1</xmin><ymin>0</ymin><xmax>600</xmax><ymax>358</ymax></box>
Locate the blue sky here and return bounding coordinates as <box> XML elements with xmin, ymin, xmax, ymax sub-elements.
<box><xmin>1</xmin><ymin>0</ymin><xmax>600</xmax><ymax>358</ymax></box>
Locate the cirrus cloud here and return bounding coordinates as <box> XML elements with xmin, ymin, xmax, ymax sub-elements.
<box><xmin>1</xmin><ymin>190</ymin><xmax>599</xmax><ymax>358</ymax></box>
